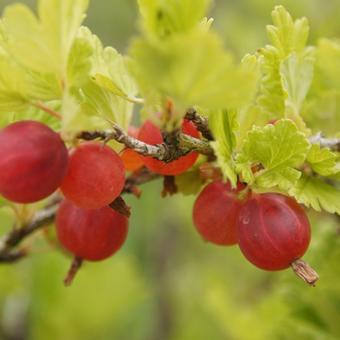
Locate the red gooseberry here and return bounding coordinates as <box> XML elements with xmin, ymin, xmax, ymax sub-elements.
<box><xmin>0</xmin><ymin>120</ymin><xmax>68</xmax><ymax>203</ymax></box>
<box><xmin>193</xmin><ymin>181</ymin><xmax>246</xmax><ymax>245</ymax></box>
<box><xmin>56</xmin><ymin>199</ymin><xmax>128</xmax><ymax>261</ymax></box>
<box><xmin>60</xmin><ymin>142</ymin><xmax>125</xmax><ymax>209</ymax></box>
<box><xmin>120</xmin><ymin>126</ymin><xmax>144</xmax><ymax>172</ymax></box>
<box><xmin>138</xmin><ymin>119</ymin><xmax>199</xmax><ymax>176</ymax></box>
<box><xmin>237</xmin><ymin>193</ymin><xmax>311</xmax><ymax>271</ymax></box>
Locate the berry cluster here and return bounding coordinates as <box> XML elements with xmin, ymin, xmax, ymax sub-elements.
<box><xmin>193</xmin><ymin>183</ymin><xmax>312</xmax><ymax>275</ymax></box>
<box><xmin>0</xmin><ymin>119</ymin><xmax>199</xmax><ymax>281</ymax></box>
<box><xmin>0</xmin><ymin>119</ymin><xmax>317</xmax><ymax>285</ymax></box>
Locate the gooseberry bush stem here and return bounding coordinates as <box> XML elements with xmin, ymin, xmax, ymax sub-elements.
<box><xmin>77</xmin><ymin>114</ymin><xmax>340</xmax><ymax>161</ymax></box>
<box><xmin>0</xmin><ymin>169</ymin><xmax>156</xmax><ymax>263</ymax></box>
<box><xmin>77</xmin><ymin>118</ymin><xmax>214</xmax><ymax>162</ymax></box>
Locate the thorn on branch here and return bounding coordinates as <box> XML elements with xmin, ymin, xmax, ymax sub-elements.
<box><xmin>162</xmin><ymin>176</ymin><xmax>178</xmax><ymax>197</ymax></box>
<box><xmin>109</xmin><ymin>196</ymin><xmax>131</xmax><ymax>217</ymax></box>
<box><xmin>185</xmin><ymin>108</ymin><xmax>214</xmax><ymax>141</ymax></box>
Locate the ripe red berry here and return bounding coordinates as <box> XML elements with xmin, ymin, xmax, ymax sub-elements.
<box><xmin>60</xmin><ymin>142</ymin><xmax>125</xmax><ymax>209</ymax></box>
<box><xmin>0</xmin><ymin>120</ymin><xmax>68</xmax><ymax>203</ymax></box>
<box><xmin>120</xmin><ymin>126</ymin><xmax>144</xmax><ymax>172</ymax></box>
<box><xmin>56</xmin><ymin>200</ymin><xmax>128</xmax><ymax>261</ymax></box>
<box><xmin>193</xmin><ymin>181</ymin><xmax>245</xmax><ymax>245</ymax></box>
<box><xmin>121</xmin><ymin>148</ymin><xmax>144</xmax><ymax>171</ymax></box>
<box><xmin>237</xmin><ymin>193</ymin><xmax>311</xmax><ymax>271</ymax></box>
<box><xmin>138</xmin><ymin>119</ymin><xmax>199</xmax><ymax>176</ymax></box>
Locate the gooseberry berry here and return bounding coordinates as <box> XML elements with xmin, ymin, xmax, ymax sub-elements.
<box><xmin>60</xmin><ymin>142</ymin><xmax>125</xmax><ymax>209</ymax></box>
<box><xmin>138</xmin><ymin>119</ymin><xmax>199</xmax><ymax>176</ymax></box>
<box><xmin>237</xmin><ymin>193</ymin><xmax>311</xmax><ymax>271</ymax></box>
<box><xmin>193</xmin><ymin>181</ymin><xmax>245</xmax><ymax>245</ymax></box>
<box><xmin>0</xmin><ymin>120</ymin><xmax>68</xmax><ymax>203</ymax></box>
<box><xmin>120</xmin><ymin>126</ymin><xmax>144</xmax><ymax>172</ymax></box>
<box><xmin>56</xmin><ymin>199</ymin><xmax>128</xmax><ymax>261</ymax></box>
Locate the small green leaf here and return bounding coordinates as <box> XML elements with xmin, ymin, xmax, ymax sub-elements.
<box><xmin>61</xmin><ymin>91</ymin><xmax>108</xmax><ymax>133</ymax></box>
<box><xmin>0</xmin><ymin>0</ymin><xmax>88</xmax><ymax>115</ymax></box>
<box><xmin>257</xmin><ymin>6</ymin><xmax>313</xmax><ymax>129</ymax></box>
<box><xmin>307</xmin><ymin>144</ymin><xmax>339</xmax><ymax>176</ymax></box>
<box><xmin>257</xmin><ymin>46</ymin><xmax>285</xmax><ymax>117</ymax></box>
<box><xmin>0</xmin><ymin>56</ymin><xmax>29</xmax><ymax>112</ymax></box>
<box><xmin>267</xmin><ymin>5</ymin><xmax>309</xmax><ymax>57</ymax></box>
<box><xmin>289</xmin><ymin>174</ymin><xmax>340</xmax><ymax>214</ymax></box>
<box><xmin>93</xmin><ymin>74</ymin><xmax>127</xmax><ymax>99</ymax></box>
<box><xmin>1</xmin><ymin>102</ymin><xmax>61</xmax><ymax>130</ymax></box>
<box><xmin>63</xmin><ymin>27</ymin><xmax>138</xmax><ymax>133</ymax></box>
<box><xmin>280</xmin><ymin>51</ymin><xmax>314</xmax><ymax>117</ymax></box>
<box><xmin>67</xmin><ymin>30</ymin><xmax>93</xmax><ymax>88</ymax></box>
<box><xmin>1</xmin><ymin>0</ymin><xmax>88</xmax><ymax>75</ymax></box>
<box><xmin>130</xmin><ymin>30</ymin><xmax>257</xmax><ymax>111</ymax></box>
<box><xmin>236</xmin><ymin>119</ymin><xmax>309</xmax><ymax>190</ymax></box>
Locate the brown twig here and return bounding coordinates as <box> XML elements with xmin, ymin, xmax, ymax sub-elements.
<box><xmin>0</xmin><ymin>204</ymin><xmax>58</xmax><ymax>262</ymax></box>
<box><xmin>123</xmin><ymin>167</ymin><xmax>160</xmax><ymax>195</ymax></box>
<box><xmin>185</xmin><ymin>108</ymin><xmax>214</xmax><ymax>141</ymax></box>
<box><xmin>178</xmin><ymin>133</ymin><xmax>213</xmax><ymax>155</ymax></box>
<box><xmin>78</xmin><ymin>123</ymin><xmax>214</xmax><ymax>162</ymax></box>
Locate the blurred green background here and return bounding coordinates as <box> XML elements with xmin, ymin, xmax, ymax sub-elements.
<box><xmin>0</xmin><ymin>1</ymin><xmax>339</xmax><ymax>339</ymax></box>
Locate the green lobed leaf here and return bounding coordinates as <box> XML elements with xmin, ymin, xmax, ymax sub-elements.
<box><xmin>61</xmin><ymin>90</ymin><xmax>109</xmax><ymax>134</ymax></box>
<box><xmin>209</xmin><ymin>110</ymin><xmax>238</xmax><ymax>187</ymax></box>
<box><xmin>257</xmin><ymin>6</ymin><xmax>313</xmax><ymax>129</ymax></box>
<box><xmin>307</xmin><ymin>144</ymin><xmax>339</xmax><ymax>176</ymax></box>
<box><xmin>257</xmin><ymin>46</ymin><xmax>285</xmax><ymax>117</ymax></box>
<box><xmin>236</xmin><ymin>119</ymin><xmax>310</xmax><ymax>190</ymax></box>
<box><xmin>93</xmin><ymin>74</ymin><xmax>127</xmax><ymax>99</ymax></box>
<box><xmin>62</xmin><ymin>27</ymin><xmax>138</xmax><ymax>132</ymax></box>
<box><xmin>267</xmin><ymin>5</ymin><xmax>309</xmax><ymax>57</ymax></box>
<box><xmin>289</xmin><ymin>175</ymin><xmax>340</xmax><ymax>214</ymax></box>
<box><xmin>138</xmin><ymin>0</ymin><xmax>210</xmax><ymax>38</ymax></box>
<box><xmin>130</xmin><ymin>30</ymin><xmax>258</xmax><ymax>112</ymax></box>
<box><xmin>0</xmin><ymin>102</ymin><xmax>61</xmax><ymax>131</ymax></box>
<box><xmin>280</xmin><ymin>51</ymin><xmax>314</xmax><ymax>119</ymax></box>
<box><xmin>1</xmin><ymin>0</ymin><xmax>88</xmax><ymax>76</ymax></box>
<box><xmin>0</xmin><ymin>0</ymin><xmax>88</xmax><ymax>117</ymax></box>
<box><xmin>0</xmin><ymin>56</ymin><xmax>29</xmax><ymax>112</ymax></box>
<box><xmin>67</xmin><ymin>30</ymin><xmax>93</xmax><ymax>89</ymax></box>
